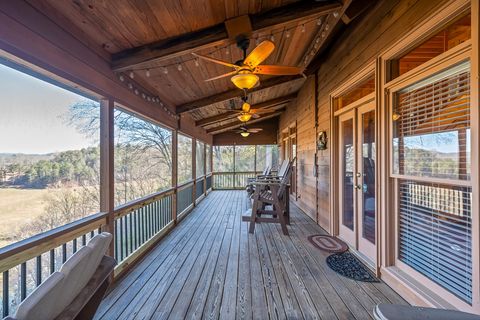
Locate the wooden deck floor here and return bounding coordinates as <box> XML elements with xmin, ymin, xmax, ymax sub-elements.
<box><xmin>96</xmin><ymin>190</ymin><xmax>406</xmax><ymax>320</ymax></box>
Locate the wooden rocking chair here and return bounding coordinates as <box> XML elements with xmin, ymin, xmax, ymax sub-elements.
<box><xmin>243</xmin><ymin>159</ymin><xmax>293</xmax><ymax>235</ymax></box>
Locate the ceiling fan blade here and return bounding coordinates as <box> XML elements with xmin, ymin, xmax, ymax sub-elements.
<box><xmin>251</xmin><ymin>113</ymin><xmax>261</xmax><ymax>119</ymax></box>
<box><xmin>253</xmin><ymin>65</ymin><xmax>304</xmax><ymax>76</ymax></box>
<box><xmin>204</xmin><ymin>71</ymin><xmax>238</xmax><ymax>82</ymax></box>
<box><xmin>243</xmin><ymin>40</ymin><xmax>275</xmax><ymax>68</ymax></box>
<box><xmin>252</xmin><ymin>108</ymin><xmax>276</xmax><ymax>114</ymax></box>
<box><xmin>192</xmin><ymin>53</ymin><xmax>239</xmax><ymax>69</ymax></box>
<box><xmin>248</xmin><ymin>128</ymin><xmax>263</xmax><ymax>133</ymax></box>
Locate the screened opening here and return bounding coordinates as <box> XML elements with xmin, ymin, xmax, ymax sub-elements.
<box><xmin>196</xmin><ymin>140</ymin><xmax>205</xmax><ymax>178</ymax></box>
<box><xmin>390</xmin><ymin>13</ymin><xmax>471</xmax><ymax>79</ymax></box>
<box><xmin>177</xmin><ymin>134</ymin><xmax>193</xmax><ymax>184</ymax></box>
<box><xmin>113</xmin><ymin>108</ymin><xmax>173</xmax><ymax>206</ymax></box>
<box><xmin>0</xmin><ymin>62</ymin><xmax>100</xmax><ymax>249</ymax></box>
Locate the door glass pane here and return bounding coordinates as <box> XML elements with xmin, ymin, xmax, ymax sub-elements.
<box><xmin>362</xmin><ymin>111</ymin><xmax>375</xmax><ymax>244</ymax></box>
<box><xmin>342</xmin><ymin>119</ymin><xmax>354</xmax><ymax>230</ymax></box>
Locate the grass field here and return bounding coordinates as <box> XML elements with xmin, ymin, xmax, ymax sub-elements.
<box><xmin>0</xmin><ymin>188</ymin><xmax>53</xmax><ymax>248</ymax></box>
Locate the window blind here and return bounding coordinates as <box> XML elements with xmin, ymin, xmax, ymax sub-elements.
<box><xmin>393</xmin><ymin>63</ymin><xmax>470</xmax><ymax>180</ymax></box>
<box><xmin>398</xmin><ymin>180</ymin><xmax>472</xmax><ymax>303</ymax></box>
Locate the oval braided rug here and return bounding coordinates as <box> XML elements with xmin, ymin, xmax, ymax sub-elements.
<box><xmin>307</xmin><ymin>234</ymin><xmax>348</xmax><ymax>253</ymax></box>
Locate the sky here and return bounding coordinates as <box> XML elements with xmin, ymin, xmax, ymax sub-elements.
<box><xmin>0</xmin><ymin>64</ymin><xmax>97</xmax><ymax>154</ymax></box>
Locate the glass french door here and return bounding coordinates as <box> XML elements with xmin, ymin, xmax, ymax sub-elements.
<box><xmin>338</xmin><ymin>101</ymin><xmax>376</xmax><ymax>262</ymax></box>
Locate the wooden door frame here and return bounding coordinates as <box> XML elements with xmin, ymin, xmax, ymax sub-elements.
<box><xmin>329</xmin><ymin>61</ymin><xmax>378</xmax><ymax>268</ymax></box>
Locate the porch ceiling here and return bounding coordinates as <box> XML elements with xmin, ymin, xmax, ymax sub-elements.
<box><xmin>26</xmin><ymin>0</ymin><xmax>371</xmax><ymax>136</ymax></box>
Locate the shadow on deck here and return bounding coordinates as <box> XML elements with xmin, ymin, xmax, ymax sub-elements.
<box><xmin>96</xmin><ymin>190</ymin><xmax>406</xmax><ymax>319</ymax></box>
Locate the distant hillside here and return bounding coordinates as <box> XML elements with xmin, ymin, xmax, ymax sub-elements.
<box><xmin>0</xmin><ymin>153</ymin><xmax>54</xmax><ymax>165</ymax></box>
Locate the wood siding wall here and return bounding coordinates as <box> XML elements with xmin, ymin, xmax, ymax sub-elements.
<box><xmin>280</xmin><ymin>77</ymin><xmax>319</xmax><ymax>225</ymax></box>
<box><xmin>279</xmin><ymin>0</ymin><xmax>453</xmax><ymax>232</ymax></box>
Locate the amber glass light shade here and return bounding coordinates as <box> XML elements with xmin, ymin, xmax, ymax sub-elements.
<box><xmin>231</xmin><ymin>74</ymin><xmax>259</xmax><ymax>90</ymax></box>
<box><xmin>237</xmin><ymin>112</ymin><xmax>252</xmax><ymax>122</ymax></box>
<box><xmin>242</xmin><ymin>102</ymin><xmax>251</xmax><ymax>112</ymax></box>
<box><xmin>240</xmin><ymin>131</ymin><xmax>250</xmax><ymax>137</ymax></box>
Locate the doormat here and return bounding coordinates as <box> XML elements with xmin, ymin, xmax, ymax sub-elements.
<box><xmin>326</xmin><ymin>252</ymin><xmax>378</xmax><ymax>282</ymax></box>
<box><xmin>307</xmin><ymin>235</ymin><xmax>348</xmax><ymax>253</ymax></box>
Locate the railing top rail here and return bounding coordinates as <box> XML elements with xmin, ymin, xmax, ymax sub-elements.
<box><xmin>177</xmin><ymin>180</ymin><xmax>195</xmax><ymax>189</ymax></box>
<box><xmin>114</xmin><ymin>187</ymin><xmax>175</xmax><ymax>217</ymax></box>
<box><xmin>212</xmin><ymin>171</ymin><xmax>258</xmax><ymax>174</ymax></box>
<box><xmin>0</xmin><ymin>212</ymin><xmax>107</xmax><ymax>272</ymax></box>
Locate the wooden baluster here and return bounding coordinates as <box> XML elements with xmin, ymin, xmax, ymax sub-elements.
<box><xmin>49</xmin><ymin>249</ymin><xmax>55</xmax><ymax>274</ymax></box>
<box><xmin>36</xmin><ymin>255</ymin><xmax>42</xmax><ymax>286</ymax></box>
<box><xmin>20</xmin><ymin>262</ymin><xmax>27</xmax><ymax>301</ymax></box>
<box><xmin>129</xmin><ymin>213</ymin><xmax>133</xmax><ymax>255</ymax></box>
<box><xmin>72</xmin><ymin>238</ymin><xmax>77</xmax><ymax>253</ymax></box>
<box><xmin>3</xmin><ymin>270</ymin><xmax>9</xmax><ymax>317</ymax></box>
<box><xmin>62</xmin><ymin>243</ymin><xmax>67</xmax><ymax>263</ymax></box>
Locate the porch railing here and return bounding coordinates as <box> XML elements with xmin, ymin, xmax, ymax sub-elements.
<box><xmin>0</xmin><ymin>176</ymin><xmax>214</xmax><ymax>317</ymax></box>
<box><xmin>212</xmin><ymin>171</ymin><xmax>259</xmax><ymax>189</ymax></box>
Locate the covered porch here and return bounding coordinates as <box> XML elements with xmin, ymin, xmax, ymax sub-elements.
<box><xmin>0</xmin><ymin>0</ymin><xmax>479</xmax><ymax>318</ymax></box>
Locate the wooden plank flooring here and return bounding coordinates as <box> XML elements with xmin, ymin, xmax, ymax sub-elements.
<box><xmin>96</xmin><ymin>191</ymin><xmax>406</xmax><ymax>320</ymax></box>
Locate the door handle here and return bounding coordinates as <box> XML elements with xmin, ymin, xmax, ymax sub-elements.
<box><xmin>354</xmin><ymin>185</ymin><xmax>362</xmax><ymax>190</ymax></box>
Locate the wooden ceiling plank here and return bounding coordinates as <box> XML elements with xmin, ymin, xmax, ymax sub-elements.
<box><xmin>111</xmin><ymin>1</ymin><xmax>341</xmax><ymax>72</ymax></box>
<box><xmin>176</xmin><ymin>75</ymin><xmax>303</xmax><ymax>114</ymax></box>
<box><xmin>195</xmin><ymin>92</ymin><xmax>297</xmax><ymax>126</ymax></box>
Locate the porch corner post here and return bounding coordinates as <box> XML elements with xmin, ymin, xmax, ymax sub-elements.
<box><xmin>203</xmin><ymin>143</ymin><xmax>207</xmax><ymax>196</ymax></box>
<box><xmin>172</xmin><ymin>130</ymin><xmax>178</xmax><ymax>224</ymax></box>
<box><xmin>100</xmin><ymin>98</ymin><xmax>115</xmax><ymax>257</ymax></box>
<box><xmin>192</xmin><ymin>138</ymin><xmax>196</xmax><ymax>206</ymax></box>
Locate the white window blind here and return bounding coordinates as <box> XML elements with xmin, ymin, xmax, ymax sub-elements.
<box><xmin>393</xmin><ymin>63</ymin><xmax>470</xmax><ymax>180</ymax></box>
<box><xmin>392</xmin><ymin>62</ymin><xmax>472</xmax><ymax>303</ymax></box>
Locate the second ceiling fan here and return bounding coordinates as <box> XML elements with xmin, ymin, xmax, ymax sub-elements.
<box><xmin>192</xmin><ymin>37</ymin><xmax>304</xmax><ymax>90</ymax></box>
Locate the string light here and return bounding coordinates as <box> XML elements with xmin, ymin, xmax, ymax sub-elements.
<box><xmin>134</xmin><ymin>89</ymin><xmax>139</xmax><ymax>95</ymax></box>
<box><xmin>128</xmin><ymin>83</ymin><xmax>133</xmax><ymax>89</ymax></box>
<box><xmin>120</xmin><ymin>14</ymin><xmax>331</xmax><ymax>82</ymax></box>
<box><xmin>119</xmin><ymin>75</ymin><xmax>125</xmax><ymax>82</ymax></box>
<box><xmin>333</xmin><ymin>11</ymin><xmax>339</xmax><ymax>18</ymax></box>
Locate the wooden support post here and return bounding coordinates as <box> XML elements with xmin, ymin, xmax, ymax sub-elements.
<box><xmin>172</xmin><ymin>130</ymin><xmax>178</xmax><ymax>223</ymax></box>
<box><xmin>100</xmin><ymin>98</ymin><xmax>115</xmax><ymax>257</ymax></box>
<box><xmin>192</xmin><ymin>138</ymin><xmax>196</xmax><ymax>206</ymax></box>
<box><xmin>233</xmin><ymin>144</ymin><xmax>236</xmax><ymax>189</ymax></box>
<box><xmin>203</xmin><ymin>143</ymin><xmax>207</xmax><ymax>196</ymax></box>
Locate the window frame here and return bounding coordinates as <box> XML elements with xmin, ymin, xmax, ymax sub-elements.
<box><xmin>384</xmin><ymin>34</ymin><xmax>475</xmax><ymax>310</ymax></box>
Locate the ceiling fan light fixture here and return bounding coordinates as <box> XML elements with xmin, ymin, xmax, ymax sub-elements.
<box><xmin>242</xmin><ymin>102</ymin><xmax>251</xmax><ymax>112</ymax></box>
<box><xmin>237</xmin><ymin>112</ymin><xmax>252</xmax><ymax>122</ymax></box>
<box><xmin>240</xmin><ymin>132</ymin><xmax>250</xmax><ymax>137</ymax></box>
<box><xmin>231</xmin><ymin>74</ymin><xmax>259</xmax><ymax>90</ymax></box>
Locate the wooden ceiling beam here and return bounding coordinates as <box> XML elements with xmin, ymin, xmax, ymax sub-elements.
<box><xmin>177</xmin><ymin>75</ymin><xmax>303</xmax><ymax>114</ymax></box>
<box><xmin>195</xmin><ymin>93</ymin><xmax>297</xmax><ymax>127</ymax></box>
<box><xmin>207</xmin><ymin>110</ymin><xmax>284</xmax><ymax>134</ymax></box>
<box><xmin>111</xmin><ymin>1</ymin><xmax>342</xmax><ymax>72</ymax></box>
